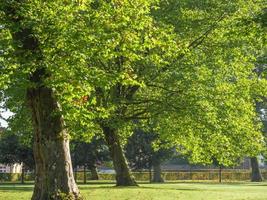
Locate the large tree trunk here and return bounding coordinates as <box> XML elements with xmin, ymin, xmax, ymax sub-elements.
<box><xmin>152</xmin><ymin>163</ymin><xmax>164</xmax><ymax>183</ymax></box>
<box><xmin>250</xmin><ymin>157</ymin><xmax>263</xmax><ymax>182</ymax></box>
<box><xmin>28</xmin><ymin>85</ymin><xmax>82</xmax><ymax>200</ymax></box>
<box><xmin>90</xmin><ymin>165</ymin><xmax>99</xmax><ymax>180</ymax></box>
<box><xmin>101</xmin><ymin>126</ymin><xmax>137</xmax><ymax>186</ymax></box>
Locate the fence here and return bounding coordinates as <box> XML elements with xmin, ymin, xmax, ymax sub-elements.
<box><xmin>0</xmin><ymin>169</ymin><xmax>266</xmax><ymax>182</ymax></box>
<box><xmin>97</xmin><ymin>170</ymin><xmax>267</xmax><ymax>182</ymax></box>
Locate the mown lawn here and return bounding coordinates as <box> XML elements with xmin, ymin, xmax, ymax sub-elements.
<box><xmin>0</xmin><ymin>181</ymin><xmax>266</xmax><ymax>200</ymax></box>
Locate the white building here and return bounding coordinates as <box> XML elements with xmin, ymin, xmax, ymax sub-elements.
<box><xmin>0</xmin><ymin>163</ymin><xmax>22</xmax><ymax>173</ymax></box>
<box><xmin>258</xmin><ymin>155</ymin><xmax>266</xmax><ymax>168</ymax></box>
<box><xmin>0</xmin><ymin>127</ymin><xmax>23</xmax><ymax>173</ymax></box>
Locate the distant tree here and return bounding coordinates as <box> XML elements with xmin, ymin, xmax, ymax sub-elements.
<box><xmin>149</xmin><ymin>0</ymin><xmax>266</xmax><ymax>169</ymax></box>
<box><xmin>126</xmin><ymin>129</ymin><xmax>174</xmax><ymax>182</ymax></box>
<box><xmin>0</xmin><ymin>131</ymin><xmax>34</xmax><ymax>184</ymax></box>
<box><xmin>71</xmin><ymin>137</ymin><xmax>109</xmax><ymax>183</ymax></box>
<box><xmin>250</xmin><ymin>102</ymin><xmax>266</xmax><ymax>182</ymax></box>
<box><xmin>250</xmin><ymin>157</ymin><xmax>263</xmax><ymax>182</ymax></box>
<box><xmin>251</xmin><ymin>9</ymin><xmax>267</xmax><ymax>181</ymax></box>
<box><xmin>211</xmin><ymin>158</ymin><xmax>225</xmax><ymax>183</ymax></box>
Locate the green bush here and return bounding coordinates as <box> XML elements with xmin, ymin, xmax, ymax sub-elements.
<box><xmin>0</xmin><ymin>170</ymin><xmax>266</xmax><ymax>182</ymax></box>
<box><xmin>98</xmin><ymin>173</ymin><xmax>116</xmax><ymax>180</ymax></box>
<box><xmin>0</xmin><ymin>173</ymin><xmax>20</xmax><ymax>182</ymax></box>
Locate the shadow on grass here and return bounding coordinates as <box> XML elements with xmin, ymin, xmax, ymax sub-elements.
<box><xmin>244</xmin><ymin>183</ymin><xmax>267</xmax><ymax>186</ymax></box>
<box><xmin>79</xmin><ymin>186</ymin><xmax>118</xmax><ymax>190</ymax></box>
<box><xmin>0</xmin><ymin>181</ymin><xmax>265</xmax><ymax>193</ymax></box>
<box><xmin>0</xmin><ymin>182</ymin><xmax>33</xmax><ymax>192</ymax></box>
<box><xmin>143</xmin><ymin>181</ymin><xmax>260</xmax><ymax>186</ymax></box>
<box><xmin>78</xmin><ymin>181</ymin><xmax>116</xmax><ymax>185</ymax></box>
<box><xmin>79</xmin><ymin>185</ymin><xmax>202</xmax><ymax>192</ymax></box>
<box><xmin>140</xmin><ymin>186</ymin><xmax>202</xmax><ymax>191</ymax></box>
<box><xmin>81</xmin><ymin>181</ymin><xmax>204</xmax><ymax>186</ymax></box>
<box><xmin>0</xmin><ymin>182</ymin><xmax>33</xmax><ymax>185</ymax></box>
<box><xmin>0</xmin><ymin>186</ymin><xmax>33</xmax><ymax>192</ymax></box>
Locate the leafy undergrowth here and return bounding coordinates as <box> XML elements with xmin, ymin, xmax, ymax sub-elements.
<box><xmin>0</xmin><ymin>182</ymin><xmax>266</xmax><ymax>200</ymax></box>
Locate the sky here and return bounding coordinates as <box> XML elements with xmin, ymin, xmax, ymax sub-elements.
<box><xmin>0</xmin><ymin>110</ymin><xmax>13</xmax><ymax>128</ymax></box>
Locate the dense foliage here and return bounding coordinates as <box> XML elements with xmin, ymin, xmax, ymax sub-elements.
<box><xmin>71</xmin><ymin>137</ymin><xmax>109</xmax><ymax>171</ymax></box>
<box><xmin>0</xmin><ymin>0</ymin><xmax>266</xmax><ymax>168</ymax></box>
<box><xmin>126</xmin><ymin>129</ymin><xmax>173</xmax><ymax>170</ymax></box>
<box><xmin>0</xmin><ymin>131</ymin><xmax>34</xmax><ymax>170</ymax></box>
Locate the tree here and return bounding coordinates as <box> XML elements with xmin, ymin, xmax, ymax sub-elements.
<box><xmin>126</xmin><ymin>129</ymin><xmax>174</xmax><ymax>183</ymax></box>
<box><xmin>50</xmin><ymin>0</ymin><xmax>180</xmax><ymax>186</ymax></box>
<box><xmin>0</xmin><ymin>1</ymin><xmax>81</xmax><ymax>199</ymax></box>
<box><xmin>71</xmin><ymin>137</ymin><xmax>110</xmax><ymax>183</ymax></box>
<box><xmin>0</xmin><ymin>131</ymin><xmax>34</xmax><ymax>184</ymax></box>
<box><xmin>250</xmin><ymin>95</ymin><xmax>266</xmax><ymax>183</ymax></box>
<box><xmin>250</xmin><ymin>8</ymin><xmax>267</xmax><ymax>181</ymax></box>
<box><xmin>147</xmin><ymin>0</ymin><xmax>267</xmax><ymax>167</ymax></box>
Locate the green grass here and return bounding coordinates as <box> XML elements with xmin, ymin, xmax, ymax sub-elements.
<box><xmin>0</xmin><ymin>181</ymin><xmax>266</xmax><ymax>200</ymax></box>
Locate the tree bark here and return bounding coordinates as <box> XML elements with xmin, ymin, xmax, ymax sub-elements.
<box><xmin>90</xmin><ymin>165</ymin><xmax>99</xmax><ymax>180</ymax></box>
<box><xmin>251</xmin><ymin>157</ymin><xmax>263</xmax><ymax>182</ymax></box>
<box><xmin>219</xmin><ymin>166</ymin><xmax>222</xmax><ymax>183</ymax></box>
<box><xmin>28</xmin><ymin>85</ymin><xmax>82</xmax><ymax>200</ymax></box>
<box><xmin>101</xmin><ymin>126</ymin><xmax>137</xmax><ymax>186</ymax></box>
<box><xmin>149</xmin><ymin>167</ymin><xmax>152</xmax><ymax>183</ymax></box>
<box><xmin>83</xmin><ymin>165</ymin><xmax>87</xmax><ymax>184</ymax></box>
<box><xmin>21</xmin><ymin>162</ymin><xmax>25</xmax><ymax>184</ymax></box>
<box><xmin>74</xmin><ymin>167</ymin><xmax>78</xmax><ymax>183</ymax></box>
<box><xmin>152</xmin><ymin>163</ymin><xmax>164</xmax><ymax>183</ymax></box>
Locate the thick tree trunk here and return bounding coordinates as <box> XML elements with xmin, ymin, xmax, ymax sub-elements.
<box><xmin>152</xmin><ymin>163</ymin><xmax>164</xmax><ymax>183</ymax></box>
<box><xmin>28</xmin><ymin>85</ymin><xmax>82</xmax><ymax>200</ymax></box>
<box><xmin>251</xmin><ymin>157</ymin><xmax>263</xmax><ymax>182</ymax></box>
<box><xmin>90</xmin><ymin>165</ymin><xmax>99</xmax><ymax>180</ymax></box>
<box><xmin>101</xmin><ymin>126</ymin><xmax>137</xmax><ymax>186</ymax></box>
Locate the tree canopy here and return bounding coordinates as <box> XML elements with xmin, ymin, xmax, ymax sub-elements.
<box><xmin>0</xmin><ymin>0</ymin><xmax>266</xmax><ymax>187</ymax></box>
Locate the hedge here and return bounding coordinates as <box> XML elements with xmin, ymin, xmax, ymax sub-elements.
<box><xmin>0</xmin><ymin>170</ymin><xmax>266</xmax><ymax>182</ymax></box>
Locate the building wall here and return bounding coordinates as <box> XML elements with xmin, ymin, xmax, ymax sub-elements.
<box><xmin>0</xmin><ymin>163</ymin><xmax>22</xmax><ymax>173</ymax></box>
<box><xmin>258</xmin><ymin>155</ymin><xmax>266</xmax><ymax>167</ymax></box>
<box><xmin>0</xmin><ymin>164</ymin><xmax>8</xmax><ymax>173</ymax></box>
